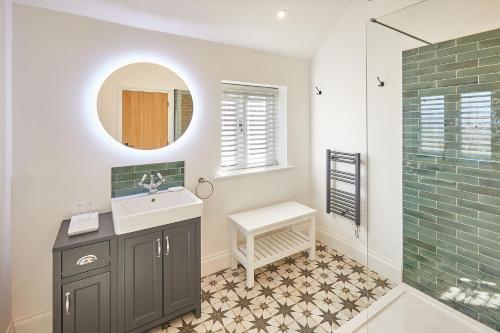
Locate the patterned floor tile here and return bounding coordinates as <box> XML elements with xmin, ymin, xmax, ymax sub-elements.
<box><xmin>150</xmin><ymin>241</ymin><xmax>393</xmax><ymax>333</ymax></box>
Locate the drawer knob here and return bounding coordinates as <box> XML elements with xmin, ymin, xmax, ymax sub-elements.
<box><xmin>76</xmin><ymin>254</ymin><xmax>97</xmax><ymax>266</ymax></box>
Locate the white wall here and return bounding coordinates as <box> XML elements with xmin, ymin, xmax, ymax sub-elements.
<box><xmin>97</xmin><ymin>62</ymin><xmax>188</xmax><ymax>142</ymax></box>
<box><xmin>11</xmin><ymin>4</ymin><xmax>310</xmax><ymax>325</ymax></box>
<box><xmin>0</xmin><ymin>0</ymin><xmax>12</xmax><ymax>331</ymax></box>
<box><xmin>311</xmin><ymin>0</ymin><xmax>500</xmax><ymax>283</ymax></box>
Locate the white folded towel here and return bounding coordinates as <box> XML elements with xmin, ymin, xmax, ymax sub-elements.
<box><xmin>68</xmin><ymin>212</ymin><xmax>99</xmax><ymax>236</ymax></box>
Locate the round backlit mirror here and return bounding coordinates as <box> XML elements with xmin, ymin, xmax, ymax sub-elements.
<box><xmin>97</xmin><ymin>62</ymin><xmax>193</xmax><ymax>150</ymax></box>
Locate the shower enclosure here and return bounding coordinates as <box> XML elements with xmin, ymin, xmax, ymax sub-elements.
<box><xmin>365</xmin><ymin>0</ymin><xmax>500</xmax><ymax>331</ymax></box>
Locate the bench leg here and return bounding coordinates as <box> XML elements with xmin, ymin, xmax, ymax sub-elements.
<box><xmin>246</xmin><ymin>234</ymin><xmax>255</xmax><ymax>288</ymax></box>
<box><xmin>308</xmin><ymin>216</ymin><xmax>316</xmax><ymax>260</ymax></box>
<box><xmin>230</xmin><ymin>223</ymin><xmax>238</xmax><ymax>270</ymax></box>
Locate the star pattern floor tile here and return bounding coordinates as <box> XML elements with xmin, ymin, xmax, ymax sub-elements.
<box><xmin>150</xmin><ymin>242</ymin><xmax>394</xmax><ymax>333</ymax></box>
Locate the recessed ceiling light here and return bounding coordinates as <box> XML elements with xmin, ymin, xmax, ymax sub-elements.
<box><xmin>277</xmin><ymin>10</ymin><xmax>286</xmax><ymax>19</ymax></box>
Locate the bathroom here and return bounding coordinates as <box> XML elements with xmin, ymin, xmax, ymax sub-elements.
<box><xmin>0</xmin><ymin>0</ymin><xmax>499</xmax><ymax>332</ymax></box>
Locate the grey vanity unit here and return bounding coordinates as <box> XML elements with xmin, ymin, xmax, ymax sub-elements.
<box><xmin>53</xmin><ymin>213</ymin><xmax>201</xmax><ymax>333</ymax></box>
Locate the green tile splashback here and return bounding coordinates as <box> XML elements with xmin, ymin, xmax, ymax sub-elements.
<box><xmin>402</xmin><ymin>28</ymin><xmax>500</xmax><ymax>331</ymax></box>
<box><xmin>111</xmin><ymin>161</ymin><xmax>184</xmax><ymax>198</ymax></box>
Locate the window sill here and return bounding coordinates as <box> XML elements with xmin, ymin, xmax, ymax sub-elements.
<box><xmin>215</xmin><ymin>165</ymin><xmax>294</xmax><ymax>180</ymax></box>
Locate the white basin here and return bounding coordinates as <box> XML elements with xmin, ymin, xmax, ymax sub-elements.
<box><xmin>111</xmin><ymin>188</ymin><xmax>203</xmax><ymax>235</ymax></box>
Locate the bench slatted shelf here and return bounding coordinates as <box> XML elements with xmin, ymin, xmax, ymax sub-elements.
<box><xmin>229</xmin><ymin>201</ymin><xmax>316</xmax><ymax>288</ymax></box>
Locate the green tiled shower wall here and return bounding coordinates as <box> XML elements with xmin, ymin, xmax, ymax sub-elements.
<box><xmin>111</xmin><ymin>161</ymin><xmax>184</xmax><ymax>198</ymax></box>
<box><xmin>402</xmin><ymin>28</ymin><xmax>500</xmax><ymax>331</ymax></box>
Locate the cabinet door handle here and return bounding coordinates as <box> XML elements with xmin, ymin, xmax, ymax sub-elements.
<box><xmin>76</xmin><ymin>255</ymin><xmax>97</xmax><ymax>266</ymax></box>
<box><xmin>65</xmin><ymin>292</ymin><xmax>70</xmax><ymax>315</ymax></box>
<box><xmin>165</xmin><ymin>236</ymin><xmax>170</xmax><ymax>256</ymax></box>
<box><xmin>156</xmin><ymin>238</ymin><xmax>161</xmax><ymax>258</ymax></box>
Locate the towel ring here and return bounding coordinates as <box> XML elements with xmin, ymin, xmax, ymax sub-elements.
<box><xmin>195</xmin><ymin>177</ymin><xmax>214</xmax><ymax>199</ymax></box>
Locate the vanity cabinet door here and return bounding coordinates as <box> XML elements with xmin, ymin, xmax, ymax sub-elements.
<box><xmin>62</xmin><ymin>273</ymin><xmax>110</xmax><ymax>333</ymax></box>
<box><xmin>163</xmin><ymin>222</ymin><xmax>196</xmax><ymax>316</ymax></box>
<box><xmin>124</xmin><ymin>231</ymin><xmax>163</xmax><ymax>331</ymax></box>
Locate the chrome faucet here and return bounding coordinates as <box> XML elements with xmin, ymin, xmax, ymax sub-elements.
<box><xmin>138</xmin><ymin>173</ymin><xmax>166</xmax><ymax>194</ymax></box>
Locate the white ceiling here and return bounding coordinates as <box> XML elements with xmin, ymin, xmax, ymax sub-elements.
<box><xmin>15</xmin><ymin>0</ymin><xmax>352</xmax><ymax>58</ymax></box>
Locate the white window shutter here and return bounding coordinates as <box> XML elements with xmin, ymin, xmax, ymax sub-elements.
<box><xmin>221</xmin><ymin>84</ymin><xmax>279</xmax><ymax>170</ymax></box>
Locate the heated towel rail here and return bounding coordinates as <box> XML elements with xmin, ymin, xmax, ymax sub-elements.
<box><xmin>326</xmin><ymin>149</ymin><xmax>361</xmax><ymax>237</ymax></box>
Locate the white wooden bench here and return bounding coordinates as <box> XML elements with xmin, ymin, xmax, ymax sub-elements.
<box><xmin>229</xmin><ymin>201</ymin><xmax>317</xmax><ymax>288</ymax></box>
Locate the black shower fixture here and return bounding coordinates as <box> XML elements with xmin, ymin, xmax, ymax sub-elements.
<box><xmin>315</xmin><ymin>86</ymin><xmax>322</xmax><ymax>95</ymax></box>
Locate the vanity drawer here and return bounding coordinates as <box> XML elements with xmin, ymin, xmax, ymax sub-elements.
<box><xmin>62</xmin><ymin>241</ymin><xmax>110</xmax><ymax>277</ymax></box>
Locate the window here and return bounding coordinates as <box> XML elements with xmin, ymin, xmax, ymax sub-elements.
<box><xmin>419</xmin><ymin>95</ymin><xmax>445</xmax><ymax>155</ymax></box>
<box><xmin>460</xmin><ymin>91</ymin><xmax>492</xmax><ymax>159</ymax></box>
<box><xmin>220</xmin><ymin>83</ymin><xmax>281</xmax><ymax>171</ymax></box>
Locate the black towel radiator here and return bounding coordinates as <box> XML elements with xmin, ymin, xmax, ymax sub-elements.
<box><xmin>326</xmin><ymin>149</ymin><xmax>361</xmax><ymax>238</ymax></box>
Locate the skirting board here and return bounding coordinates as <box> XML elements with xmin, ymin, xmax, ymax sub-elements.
<box><xmin>12</xmin><ymin>230</ymin><xmax>397</xmax><ymax>333</ymax></box>
<box><xmin>201</xmin><ymin>249</ymin><xmax>230</xmax><ymax>277</ymax></box>
<box><xmin>11</xmin><ymin>251</ymin><xmax>231</xmax><ymax>333</ymax></box>
<box><xmin>5</xmin><ymin>321</ymin><xmax>14</xmax><ymax>333</ymax></box>
<box><xmin>13</xmin><ymin>310</ymin><xmax>51</xmax><ymax>333</ymax></box>
<box><xmin>316</xmin><ymin>225</ymin><xmax>402</xmax><ymax>283</ymax></box>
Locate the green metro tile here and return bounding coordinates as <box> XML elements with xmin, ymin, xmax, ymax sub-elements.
<box><xmin>419</xmin><ymin>55</ymin><xmax>456</xmax><ymax>68</ymax></box>
<box><xmin>479</xmin><ymin>72</ymin><xmax>500</xmax><ymax>83</ymax></box>
<box><xmin>478</xmin><ymin>37</ymin><xmax>500</xmax><ymax>49</ymax></box>
<box><xmin>418</xmin><ymin>44</ymin><xmax>438</xmax><ymax>54</ymax></box>
<box><xmin>479</xmin><ymin>263</ymin><xmax>500</xmax><ymax>281</ymax></box>
<box><xmin>478</xmin><ymin>229</ymin><xmax>500</xmax><ymax>243</ymax></box>
<box><xmin>134</xmin><ymin>163</ymin><xmax>167</xmax><ymax>172</ymax></box>
<box><xmin>437</xmin><ymin>217</ymin><xmax>478</xmax><ymax>235</ymax></box>
<box><xmin>404</xmin><ymin>235</ymin><xmax>436</xmax><ymax>253</ymax></box>
<box><xmin>420</xmin><ymin>248</ymin><xmax>457</xmax><ymax>269</ymax></box>
<box><xmin>479</xmin><ymin>54</ymin><xmax>500</xmax><ymax>66</ymax></box>
<box><xmin>437</xmin><ymin>76</ymin><xmax>478</xmax><ymax>88</ymax></box>
<box><xmin>457</xmin><ymin>183</ymin><xmax>499</xmax><ymax>198</ymax></box>
<box><xmin>458</xmin><ymin>63</ymin><xmax>500</xmax><ymax>77</ymax></box>
<box><xmin>111</xmin><ymin>165</ymin><xmax>134</xmax><ymax>175</ymax></box>
<box><xmin>458</xmin><ymin>215</ymin><xmax>500</xmax><ymax>234</ymax></box>
<box><xmin>167</xmin><ymin>161</ymin><xmax>185</xmax><ymax>168</ymax></box>
<box><xmin>418</xmin><ymin>86</ymin><xmax>457</xmax><ymax>97</ymax></box>
<box><xmin>405</xmin><ymin>181</ymin><xmax>436</xmax><ymax>193</ymax></box>
<box><xmin>403</xmin><ymin>62</ymin><xmax>419</xmax><ymax>71</ymax></box>
<box><xmin>419</xmin><ymin>220</ymin><xmax>456</xmax><ymax>236</ymax></box>
<box><xmin>441</xmin><ymin>300</ymin><xmax>479</xmax><ymax>323</ymax></box>
<box><xmin>458</xmin><ymin>198</ymin><xmax>500</xmax><ymax>215</ymax></box>
<box><xmin>404</xmin><ymin>194</ymin><xmax>436</xmax><ymax>208</ymax></box>
<box><xmin>437</xmin><ymin>233</ymin><xmax>478</xmax><ymax>252</ymax></box>
<box><xmin>478</xmin><ymin>177</ymin><xmax>500</xmax><ymax>189</ymax></box>
<box><xmin>479</xmin><ymin>194</ymin><xmax>500</xmax><ymax>206</ymax></box>
<box><xmin>402</xmin><ymin>48</ymin><xmax>419</xmax><ymax>58</ymax></box>
<box><xmin>420</xmin><ymin>205</ymin><xmax>456</xmax><ymax>220</ymax></box>
<box><xmin>437</xmin><ymin>172</ymin><xmax>477</xmax><ymax>185</ymax></box>
<box><xmin>404</xmin><ymin>208</ymin><xmax>437</xmax><ymax>222</ymax></box>
<box><xmin>419</xmin><ymin>70</ymin><xmax>456</xmax><ymax>82</ymax></box>
<box><xmin>404</xmin><ymin>67</ymin><xmax>436</xmax><ymax>78</ymax></box>
<box><xmin>435</xmin><ymin>40</ymin><xmax>457</xmax><ymax>50</ymax></box>
<box><xmin>457</xmin><ymin>45</ymin><xmax>500</xmax><ymax>61</ymax></box>
<box><xmin>436</xmin><ymin>248</ymin><xmax>478</xmax><ymax>269</ymax></box>
<box><xmin>111</xmin><ymin>180</ymin><xmax>135</xmax><ymax>191</ymax></box>
<box><xmin>420</xmin><ymin>177</ymin><xmax>456</xmax><ymax>189</ymax></box>
<box><xmin>403</xmin><ymin>51</ymin><xmax>436</xmax><ymax>64</ymax></box>
<box><xmin>403</xmin><ymin>76</ymin><xmax>419</xmax><ymax>85</ymax></box>
<box><xmin>404</xmin><ymin>228</ymin><xmax>419</xmax><ymax>239</ymax></box>
<box><xmin>478</xmin><ymin>315</ymin><xmax>500</xmax><ymax>332</ymax></box>
<box><xmin>421</xmin><ymin>234</ymin><xmax>456</xmax><ymax>252</ymax></box>
<box><xmin>419</xmin><ymin>191</ymin><xmax>456</xmax><ymax>205</ymax></box>
<box><xmin>437</xmin><ymin>59</ymin><xmax>478</xmax><ymax>72</ymax></box>
<box><xmin>437</xmin><ymin>202</ymin><xmax>478</xmax><ymax>219</ymax></box>
<box><xmin>479</xmin><ymin>246</ymin><xmax>500</xmax><ymax>261</ymax></box>
<box><xmin>436</xmin><ymin>43</ymin><xmax>477</xmax><ymax>57</ymax></box>
<box><xmin>457</xmin><ymin>29</ymin><xmax>500</xmax><ymax>45</ymax></box>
